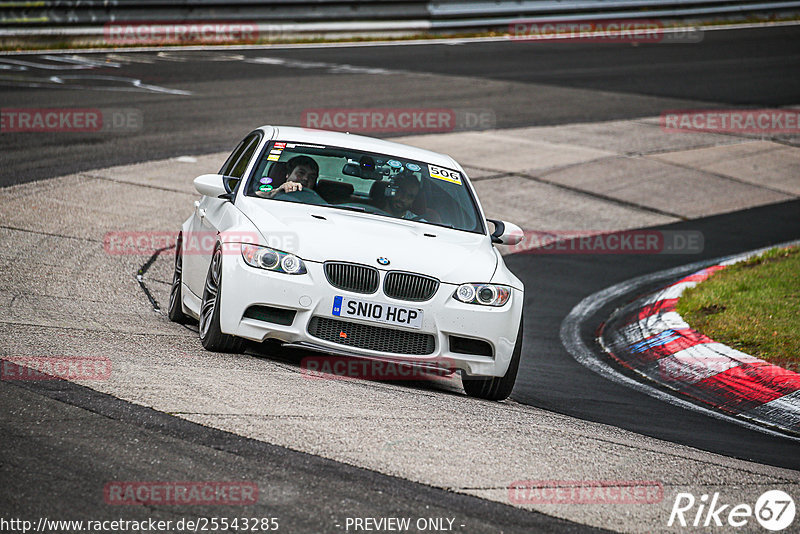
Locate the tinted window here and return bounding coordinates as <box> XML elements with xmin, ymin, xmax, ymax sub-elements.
<box><xmin>230</xmin><ymin>134</ymin><xmax>260</xmax><ymax>179</ymax></box>
<box><xmin>220</xmin><ymin>132</ymin><xmax>261</xmax><ymax>178</ymax></box>
<box><xmin>219</xmin><ymin>133</ymin><xmax>262</xmax><ymax>194</ymax></box>
<box><xmin>220</xmin><ymin>138</ymin><xmax>249</xmax><ymax>176</ymax></box>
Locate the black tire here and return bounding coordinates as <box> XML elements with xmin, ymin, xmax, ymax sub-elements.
<box><xmin>462</xmin><ymin>316</ymin><xmax>523</xmax><ymax>401</ymax></box>
<box><xmin>167</xmin><ymin>234</ymin><xmax>191</xmax><ymax>324</ymax></box>
<box><xmin>199</xmin><ymin>245</ymin><xmax>245</xmax><ymax>353</ymax></box>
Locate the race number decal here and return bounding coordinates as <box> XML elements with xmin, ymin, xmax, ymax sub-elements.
<box><xmin>428</xmin><ymin>164</ymin><xmax>462</xmax><ymax>185</ymax></box>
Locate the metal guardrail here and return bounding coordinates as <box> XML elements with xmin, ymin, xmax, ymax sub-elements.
<box><xmin>430</xmin><ymin>0</ymin><xmax>799</xmax><ymax>16</ymax></box>
<box><xmin>2</xmin><ymin>1</ymin><xmax>428</xmax><ymax>24</ymax></box>
<box><xmin>1</xmin><ymin>0</ymin><xmax>799</xmax><ymax>41</ymax></box>
<box><xmin>430</xmin><ymin>0</ymin><xmax>800</xmax><ymax>28</ymax></box>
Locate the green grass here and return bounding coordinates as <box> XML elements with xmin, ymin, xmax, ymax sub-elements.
<box><xmin>676</xmin><ymin>246</ymin><xmax>800</xmax><ymax>364</ymax></box>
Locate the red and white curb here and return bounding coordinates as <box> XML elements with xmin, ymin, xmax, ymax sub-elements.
<box><xmin>600</xmin><ymin>254</ymin><xmax>800</xmax><ymax>435</ymax></box>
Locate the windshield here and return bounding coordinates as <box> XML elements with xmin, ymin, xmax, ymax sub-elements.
<box><xmin>244</xmin><ymin>140</ymin><xmax>485</xmax><ymax>234</ymax></box>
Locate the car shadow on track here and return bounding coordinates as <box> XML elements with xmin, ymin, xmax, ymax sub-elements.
<box><xmin>245</xmin><ymin>339</ymin><xmax>467</xmax><ymax>397</ymax></box>
<box><xmin>152</xmin><ymin>301</ymin><xmax>466</xmax><ymax>397</ymax></box>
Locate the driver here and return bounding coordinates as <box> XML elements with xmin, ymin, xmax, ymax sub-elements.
<box><xmin>257</xmin><ymin>155</ymin><xmax>319</xmax><ymax>198</ymax></box>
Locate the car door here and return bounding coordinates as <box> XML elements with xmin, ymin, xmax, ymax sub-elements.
<box><xmin>184</xmin><ymin>131</ymin><xmax>263</xmax><ymax>296</ymax></box>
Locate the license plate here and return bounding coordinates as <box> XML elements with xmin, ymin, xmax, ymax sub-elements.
<box><xmin>332</xmin><ymin>296</ymin><xmax>423</xmax><ymax>329</ymax></box>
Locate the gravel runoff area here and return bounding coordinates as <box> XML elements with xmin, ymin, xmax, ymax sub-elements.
<box><xmin>2</xmin><ymin>116</ymin><xmax>799</xmax><ymax>533</ymax></box>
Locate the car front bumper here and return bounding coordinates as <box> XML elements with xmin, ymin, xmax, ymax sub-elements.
<box><xmin>218</xmin><ymin>254</ymin><xmax>523</xmax><ymax>377</ymax></box>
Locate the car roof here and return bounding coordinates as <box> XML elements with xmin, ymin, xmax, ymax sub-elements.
<box><xmin>258</xmin><ymin>126</ymin><xmax>461</xmax><ymax>170</ymax></box>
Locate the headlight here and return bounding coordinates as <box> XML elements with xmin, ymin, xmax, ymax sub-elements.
<box><xmin>241</xmin><ymin>244</ymin><xmax>307</xmax><ymax>275</ymax></box>
<box><xmin>453</xmin><ymin>283</ymin><xmax>510</xmax><ymax>307</ymax></box>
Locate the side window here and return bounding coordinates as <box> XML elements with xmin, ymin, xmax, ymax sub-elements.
<box><xmin>230</xmin><ymin>134</ymin><xmax>260</xmax><ymax>178</ymax></box>
<box><xmin>219</xmin><ymin>132</ymin><xmax>261</xmax><ymax>194</ymax></box>
<box><xmin>219</xmin><ymin>133</ymin><xmax>261</xmax><ymax>178</ymax></box>
<box><xmin>220</xmin><ymin>138</ymin><xmax>249</xmax><ymax>176</ymax></box>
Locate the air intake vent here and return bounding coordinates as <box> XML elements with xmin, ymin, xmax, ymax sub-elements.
<box><xmin>243</xmin><ymin>305</ymin><xmax>296</xmax><ymax>326</ymax></box>
<box><xmin>324</xmin><ymin>262</ymin><xmax>380</xmax><ymax>294</ymax></box>
<box><xmin>308</xmin><ymin>317</ymin><xmax>435</xmax><ymax>355</ymax></box>
<box><xmin>384</xmin><ymin>272</ymin><xmax>439</xmax><ymax>302</ymax></box>
<box><xmin>449</xmin><ymin>336</ymin><xmax>493</xmax><ymax>357</ymax></box>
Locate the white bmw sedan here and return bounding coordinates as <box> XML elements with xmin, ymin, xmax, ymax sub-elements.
<box><xmin>169</xmin><ymin>126</ymin><xmax>525</xmax><ymax>400</ymax></box>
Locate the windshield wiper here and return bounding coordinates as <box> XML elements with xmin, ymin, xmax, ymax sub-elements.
<box><xmin>325</xmin><ymin>205</ymin><xmax>457</xmax><ymax>229</ymax></box>
<box><xmin>326</xmin><ymin>205</ymin><xmax>368</xmax><ymax>213</ymax></box>
<box><xmin>423</xmin><ymin>221</ymin><xmax>455</xmax><ymax>229</ymax></box>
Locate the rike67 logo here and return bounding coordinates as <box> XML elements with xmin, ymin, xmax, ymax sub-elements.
<box><xmin>669</xmin><ymin>490</ymin><xmax>795</xmax><ymax>531</ymax></box>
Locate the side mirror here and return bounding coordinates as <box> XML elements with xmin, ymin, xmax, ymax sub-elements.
<box><xmin>194</xmin><ymin>174</ymin><xmax>232</xmax><ymax>199</ymax></box>
<box><xmin>487</xmin><ymin>219</ymin><xmax>524</xmax><ymax>246</ymax></box>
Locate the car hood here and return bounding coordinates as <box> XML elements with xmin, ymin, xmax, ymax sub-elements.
<box><xmin>237</xmin><ymin>197</ymin><xmax>497</xmax><ymax>284</ymax></box>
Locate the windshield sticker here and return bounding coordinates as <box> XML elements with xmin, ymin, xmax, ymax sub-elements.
<box><xmin>260</xmin><ymin>177</ymin><xmax>272</xmax><ymax>184</ymax></box>
<box><xmin>259</xmin><ymin>185</ymin><xmax>273</xmax><ymax>192</ymax></box>
<box><xmin>292</xmin><ymin>143</ymin><xmax>326</xmax><ymax>149</ymax></box>
<box><xmin>270</xmin><ymin>149</ymin><xmax>283</xmax><ymax>155</ymax></box>
<box><xmin>274</xmin><ymin>142</ymin><xmax>286</xmax><ymax>149</ymax></box>
<box><xmin>387</xmin><ymin>159</ymin><xmax>402</xmax><ymax>169</ymax></box>
<box><xmin>428</xmin><ymin>164</ymin><xmax>462</xmax><ymax>185</ymax></box>
<box><xmin>267</xmin><ymin>154</ymin><xmax>281</xmax><ymax>161</ymax></box>
<box><xmin>405</xmin><ymin>163</ymin><xmax>421</xmax><ymax>172</ymax></box>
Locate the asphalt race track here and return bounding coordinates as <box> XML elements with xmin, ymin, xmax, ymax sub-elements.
<box><xmin>2</xmin><ymin>23</ymin><xmax>800</xmax><ymax>532</ymax></box>
<box><xmin>1</xmin><ymin>378</ymin><xmax>596</xmax><ymax>533</ymax></box>
<box><xmin>508</xmin><ymin>199</ymin><xmax>800</xmax><ymax>470</ymax></box>
<box><xmin>2</xmin><ymin>25</ymin><xmax>799</xmax><ymax>187</ymax></box>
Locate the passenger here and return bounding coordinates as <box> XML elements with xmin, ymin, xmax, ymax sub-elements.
<box><xmin>385</xmin><ymin>173</ymin><xmax>421</xmax><ymax>219</ymax></box>
<box><xmin>257</xmin><ymin>155</ymin><xmax>319</xmax><ymax>198</ymax></box>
